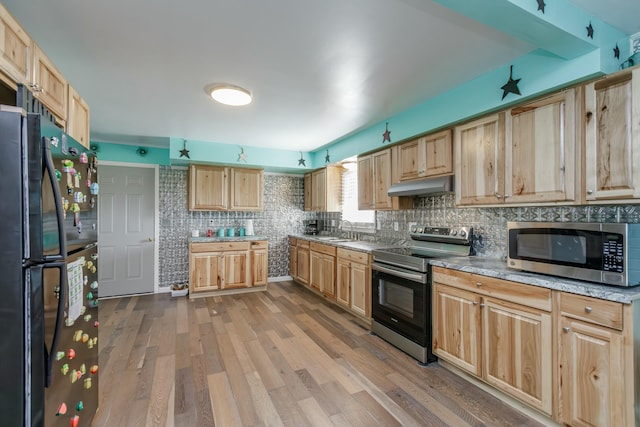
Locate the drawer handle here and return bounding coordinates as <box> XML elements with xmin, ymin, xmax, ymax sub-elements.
<box><xmin>584</xmin><ymin>306</ymin><xmax>592</xmax><ymax>314</ymax></box>
<box><xmin>476</xmin><ymin>282</ymin><xmax>482</xmax><ymax>287</ymax></box>
<box><xmin>562</xmin><ymin>327</ymin><xmax>570</xmax><ymax>333</ymax></box>
<box><xmin>479</xmin><ymin>303</ymin><xmax>486</xmax><ymax>308</ymax></box>
<box><xmin>472</xmin><ymin>302</ymin><xmax>478</xmax><ymax>306</ymax></box>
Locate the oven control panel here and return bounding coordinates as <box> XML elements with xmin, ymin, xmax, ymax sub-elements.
<box><xmin>409</xmin><ymin>226</ymin><xmax>472</xmax><ymax>244</ymax></box>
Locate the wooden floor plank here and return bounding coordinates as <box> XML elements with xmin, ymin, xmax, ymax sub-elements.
<box><xmin>94</xmin><ymin>281</ymin><xmax>546</xmax><ymax>427</ymax></box>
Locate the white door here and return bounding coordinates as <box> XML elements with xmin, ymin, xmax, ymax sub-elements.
<box><xmin>98</xmin><ymin>165</ymin><xmax>156</xmax><ymax>297</ymax></box>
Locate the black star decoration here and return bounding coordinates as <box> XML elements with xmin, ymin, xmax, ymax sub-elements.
<box><xmin>179</xmin><ymin>140</ymin><xmax>190</xmax><ymax>159</ymax></box>
<box><xmin>536</xmin><ymin>0</ymin><xmax>545</xmax><ymax>13</ymax></box>
<box><xmin>614</xmin><ymin>44</ymin><xmax>620</xmax><ymax>59</ymax></box>
<box><xmin>325</xmin><ymin>150</ymin><xmax>330</xmax><ymax>163</ymax></box>
<box><xmin>586</xmin><ymin>22</ymin><xmax>594</xmax><ymax>39</ymax></box>
<box><xmin>382</xmin><ymin>122</ymin><xmax>391</xmax><ymax>143</ymax></box>
<box><xmin>501</xmin><ymin>65</ymin><xmax>521</xmax><ymax>100</ymax></box>
<box><xmin>298</xmin><ymin>152</ymin><xmax>306</xmax><ymax>167</ymax></box>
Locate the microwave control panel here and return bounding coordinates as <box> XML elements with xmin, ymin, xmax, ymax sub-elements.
<box><xmin>602</xmin><ymin>234</ymin><xmax>624</xmax><ymax>273</ymax></box>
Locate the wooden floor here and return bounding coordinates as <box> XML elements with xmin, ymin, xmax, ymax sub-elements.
<box><xmin>93</xmin><ymin>281</ymin><xmax>544</xmax><ymax>427</ymax></box>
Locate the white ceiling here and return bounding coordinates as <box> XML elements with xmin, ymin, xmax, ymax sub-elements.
<box><xmin>2</xmin><ymin>0</ymin><xmax>638</xmax><ymax>152</ymax></box>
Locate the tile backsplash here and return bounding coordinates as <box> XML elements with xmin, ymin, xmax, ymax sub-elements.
<box><xmin>158</xmin><ymin>167</ymin><xmax>640</xmax><ymax>289</ymax></box>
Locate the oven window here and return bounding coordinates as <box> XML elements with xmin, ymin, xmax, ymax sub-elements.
<box><xmin>379</xmin><ymin>278</ymin><xmax>413</xmax><ymax>318</ymax></box>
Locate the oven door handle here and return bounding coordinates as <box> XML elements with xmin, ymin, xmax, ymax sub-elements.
<box><xmin>371</xmin><ymin>263</ymin><xmax>427</xmax><ymax>283</ymax></box>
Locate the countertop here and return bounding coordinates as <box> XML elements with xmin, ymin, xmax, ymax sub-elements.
<box><xmin>289</xmin><ymin>234</ymin><xmax>400</xmax><ymax>253</ymax></box>
<box><xmin>189</xmin><ymin>235</ymin><xmax>268</xmax><ymax>243</ymax></box>
<box><xmin>430</xmin><ymin>257</ymin><xmax>640</xmax><ymax>304</ymax></box>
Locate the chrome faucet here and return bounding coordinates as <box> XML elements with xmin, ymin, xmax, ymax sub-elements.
<box><xmin>340</xmin><ymin>220</ymin><xmax>357</xmax><ymax>240</ymax></box>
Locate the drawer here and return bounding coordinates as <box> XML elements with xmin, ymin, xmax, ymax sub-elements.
<box><xmin>560</xmin><ymin>292</ymin><xmax>623</xmax><ymax>330</ymax></box>
<box><xmin>297</xmin><ymin>240</ymin><xmax>310</xmax><ymax>249</ymax></box>
<box><xmin>190</xmin><ymin>241</ymin><xmax>250</xmax><ymax>253</ymax></box>
<box><xmin>432</xmin><ymin>267</ymin><xmax>552</xmax><ymax>312</ymax></box>
<box><xmin>288</xmin><ymin>237</ymin><xmax>297</xmax><ymax>247</ymax></box>
<box><xmin>250</xmin><ymin>240</ymin><xmax>268</xmax><ymax>250</ymax></box>
<box><xmin>337</xmin><ymin>247</ymin><xmax>369</xmax><ymax>264</ymax></box>
<box><xmin>310</xmin><ymin>241</ymin><xmax>337</xmax><ymax>256</ymax></box>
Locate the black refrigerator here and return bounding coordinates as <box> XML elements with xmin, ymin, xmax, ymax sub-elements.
<box><xmin>0</xmin><ymin>106</ymin><xmax>99</xmax><ymax>426</ymax></box>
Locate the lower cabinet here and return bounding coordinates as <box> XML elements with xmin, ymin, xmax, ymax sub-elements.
<box><xmin>189</xmin><ymin>240</ymin><xmax>267</xmax><ymax>297</ymax></box>
<box><xmin>558</xmin><ymin>292</ymin><xmax>633</xmax><ymax>427</ymax></box>
<box><xmin>295</xmin><ymin>240</ymin><xmax>310</xmax><ymax>285</ymax></box>
<box><xmin>288</xmin><ymin>237</ymin><xmax>297</xmax><ymax>278</ymax></box>
<box><xmin>432</xmin><ymin>267</ymin><xmax>553</xmax><ymax>416</ymax></box>
<box><xmin>336</xmin><ymin>248</ymin><xmax>371</xmax><ymax>319</ymax></box>
<box><xmin>309</xmin><ymin>242</ymin><xmax>336</xmax><ymax>298</ymax></box>
<box><xmin>433</xmin><ymin>266</ymin><xmax>639</xmax><ymax>427</ymax></box>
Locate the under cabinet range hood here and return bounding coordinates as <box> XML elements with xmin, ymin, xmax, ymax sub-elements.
<box><xmin>387</xmin><ymin>176</ymin><xmax>453</xmax><ymax>197</ymax></box>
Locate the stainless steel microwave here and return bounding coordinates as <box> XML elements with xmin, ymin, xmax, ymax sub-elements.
<box><xmin>507</xmin><ymin>222</ymin><xmax>640</xmax><ymax>287</ymax></box>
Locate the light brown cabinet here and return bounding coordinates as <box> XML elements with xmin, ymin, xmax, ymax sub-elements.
<box><xmin>188</xmin><ymin>165</ymin><xmax>263</xmax><ymax>211</ymax></box>
<box><xmin>397</xmin><ymin>129</ymin><xmax>452</xmax><ymax>181</ymax></box>
<box><xmin>0</xmin><ymin>3</ymin><xmax>31</xmax><ymax>87</ymax></box>
<box><xmin>230</xmin><ymin>168</ymin><xmax>264</xmax><ymax>211</ymax></box>
<box><xmin>455</xmin><ymin>89</ymin><xmax>577</xmax><ymax>206</ymax></box>
<box><xmin>288</xmin><ymin>237</ymin><xmax>297</xmax><ymax>279</ymax></box>
<box><xmin>584</xmin><ymin>67</ymin><xmax>640</xmax><ymax>202</ymax></box>
<box><xmin>505</xmin><ymin>89</ymin><xmax>577</xmax><ymax>204</ymax></box>
<box><xmin>295</xmin><ymin>240</ymin><xmax>310</xmax><ymax>285</ymax></box>
<box><xmin>188</xmin><ymin>165</ymin><xmax>228</xmax><ymax>210</ymax></box>
<box><xmin>558</xmin><ymin>293</ymin><xmax>633</xmax><ymax>427</ymax></box>
<box><xmin>432</xmin><ymin>267</ymin><xmax>553</xmax><ymax>415</ymax></box>
<box><xmin>67</xmin><ymin>84</ymin><xmax>90</xmax><ymax>148</ymax></box>
<box><xmin>189</xmin><ymin>240</ymin><xmax>267</xmax><ymax>297</ymax></box>
<box><xmin>305</xmin><ymin>166</ymin><xmax>342</xmax><ymax>212</ymax></box>
<box><xmin>336</xmin><ymin>248</ymin><xmax>371</xmax><ymax>319</ymax></box>
<box><xmin>32</xmin><ymin>43</ymin><xmax>68</xmax><ymax>122</ymax></box>
<box><xmin>454</xmin><ymin>113</ymin><xmax>505</xmax><ymax>205</ymax></box>
<box><xmin>309</xmin><ymin>242</ymin><xmax>336</xmax><ymax>298</ymax></box>
<box><xmin>358</xmin><ymin>147</ymin><xmax>410</xmax><ymax>211</ymax></box>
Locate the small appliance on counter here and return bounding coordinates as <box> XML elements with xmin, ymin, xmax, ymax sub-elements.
<box><xmin>244</xmin><ymin>219</ymin><xmax>254</xmax><ymax>236</ymax></box>
<box><xmin>303</xmin><ymin>219</ymin><xmax>323</xmax><ymax>235</ymax></box>
<box><xmin>507</xmin><ymin>221</ymin><xmax>640</xmax><ymax>287</ymax></box>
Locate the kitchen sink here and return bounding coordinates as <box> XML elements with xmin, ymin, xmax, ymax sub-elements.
<box><xmin>315</xmin><ymin>236</ymin><xmax>351</xmax><ymax>242</ymax></box>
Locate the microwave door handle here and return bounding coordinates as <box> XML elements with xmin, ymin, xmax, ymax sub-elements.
<box><xmin>44</xmin><ymin>261</ymin><xmax>66</xmax><ymax>388</ymax></box>
<box><xmin>42</xmin><ymin>138</ymin><xmax>67</xmax><ymax>262</ymax></box>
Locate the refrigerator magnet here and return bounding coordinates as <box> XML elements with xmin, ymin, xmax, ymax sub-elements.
<box><xmin>67</xmin><ymin>349</ymin><xmax>76</xmax><ymax>360</ymax></box>
<box><xmin>76</xmin><ymin>401</ymin><xmax>84</xmax><ymax>411</ymax></box>
<box><xmin>55</xmin><ymin>402</ymin><xmax>67</xmax><ymax>416</ymax></box>
<box><xmin>79</xmin><ymin>153</ymin><xmax>88</xmax><ymax>164</ymax></box>
<box><xmin>61</xmin><ymin>364</ymin><xmax>69</xmax><ymax>376</ymax></box>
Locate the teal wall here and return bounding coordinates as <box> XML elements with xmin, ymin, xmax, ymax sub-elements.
<box><xmin>96</xmin><ymin>1</ymin><xmax>634</xmax><ymax>172</ymax></box>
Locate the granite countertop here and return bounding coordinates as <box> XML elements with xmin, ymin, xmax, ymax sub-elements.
<box><xmin>429</xmin><ymin>257</ymin><xmax>640</xmax><ymax>304</ymax></box>
<box><xmin>289</xmin><ymin>234</ymin><xmax>400</xmax><ymax>253</ymax></box>
<box><xmin>189</xmin><ymin>235</ymin><xmax>267</xmax><ymax>243</ymax></box>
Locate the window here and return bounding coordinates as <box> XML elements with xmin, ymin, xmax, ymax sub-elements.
<box><xmin>341</xmin><ymin>159</ymin><xmax>375</xmax><ymax>231</ymax></box>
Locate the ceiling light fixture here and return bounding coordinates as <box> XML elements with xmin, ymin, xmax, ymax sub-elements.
<box><xmin>205</xmin><ymin>84</ymin><xmax>252</xmax><ymax>106</ymax></box>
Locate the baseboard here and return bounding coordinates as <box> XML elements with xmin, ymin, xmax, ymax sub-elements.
<box><xmin>268</xmin><ymin>275</ymin><xmax>293</xmax><ymax>282</ymax></box>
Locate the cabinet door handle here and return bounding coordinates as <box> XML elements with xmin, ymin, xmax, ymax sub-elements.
<box><xmin>472</xmin><ymin>301</ymin><xmax>478</xmax><ymax>305</ymax></box>
<box><xmin>584</xmin><ymin>306</ymin><xmax>593</xmax><ymax>313</ymax></box>
<box><xmin>562</xmin><ymin>327</ymin><xmax>570</xmax><ymax>333</ymax></box>
<box><xmin>587</xmin><ymin>189</ymin><xmax>593</xmax><ymax>195</ymax></box>
<box><xmin>495</xmin><ymin>192</ymin><xmax>503</xmax><ymax>199</ymax></box>
<box><xmin>479</xmin><ymin>303</ymin><xmax>486</xmax><ymax>308</ymax></box>
<box><xmin>476</xmin><ymin>282</ymin><xmax>482</xmax><ymax>287</ymax></box>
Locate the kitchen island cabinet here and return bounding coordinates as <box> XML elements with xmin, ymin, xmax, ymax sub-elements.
<box><xmin>189</xmin><ymin>239</ymin><xmax>268</xmax><ymax>298</ymax></box>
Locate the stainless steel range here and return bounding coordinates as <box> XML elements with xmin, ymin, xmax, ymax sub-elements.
<box><xmin>371</xmin><ymin>226</ymin><xmax>473</xmax><ymax>365</ymax></box>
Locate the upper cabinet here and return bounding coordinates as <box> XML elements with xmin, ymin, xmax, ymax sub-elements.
<box><xmin>584</xmin><ymin>67</ymin><xmax>640</xmax><ymax>202</ymax></box>
<box><xmin>189</xmin><ymin>165</ymin><xmax>264</xmax><ymax>211</ymax></box>
<box><xmin>189</xmin><ymin>165</ymin><xmax>228</xmax><ymax>211</ymax></box>
<box><xmin>32</xmin><ymin>43</ymin><xmax>68</xmax><ymax>122</ymax></box>
<box><xmin>305</xmin><ymin>166</ymin><xmax>342</xmax><ymax>212</ymax></box>
<box><xmin>0</xmin><ymin>4</ymin><xmax>31</xmax><ymax>87</ymax></box>
<box><xmin>230</xmin><ymin>168</ymin><xmax>264</xmax><ymax>211</ymax></box>
<box><xmin>455</xmin><ymin>89</ymin><xmax>577</xmax><ymax>206</ymax></box>
<box><xmin>505</xmin><ymin>89</ymin><xmax>577</xmax><ymax>204</ymax></box>
<box><xmin>397</xmin><ymin>129</ymin><xmax>452</xmax><ymax>181</ymax></box>
<box><xmin>67</xmin><ymin>85</ymin><xmax>90</xmax><ymax>148</ymax></box>
<box><xmin>357</xmin><ymin>147</ymin><xmax>411</xmax><ymax>210</ymax></box>
<box><xmin>455</xmin><ymin>112</ymin><xmax>505</xmax><ymax>205</ymax></box>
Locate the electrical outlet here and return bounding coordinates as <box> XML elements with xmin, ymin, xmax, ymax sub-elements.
<box><xmin>377</xmin><ymin>220</ymin><xmax>381</xmax><ymax>230</ymax></box>
<box><xmin>393</xmin><ymin>222</ymin><xmax>399</xmax><ymax>231</ymax></box>
<box><xmin>331</xmin><ymin>220</ymin><xmax>336</xmax><ymax>226</ymax></box>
